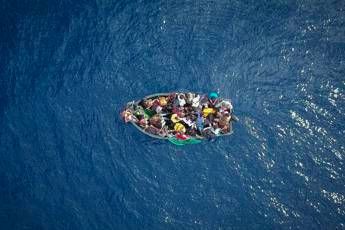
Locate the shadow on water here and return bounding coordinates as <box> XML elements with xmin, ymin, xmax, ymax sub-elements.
<box><xmin>140</xmin><ymin>139</ymin><xmax>166</xmax><ymax>146</ymax></box>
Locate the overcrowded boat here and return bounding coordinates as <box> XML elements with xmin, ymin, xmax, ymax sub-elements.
<box><xmin>121</xmin><ymin>92</ymin><xmax>238</xmax><ymax>145</ymax></box>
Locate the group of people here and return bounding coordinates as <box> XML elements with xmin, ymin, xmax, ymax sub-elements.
<box><xmin>122</xmin><ymin>92</ymin><xmax>234</xmax><ymax>139</ymax></box>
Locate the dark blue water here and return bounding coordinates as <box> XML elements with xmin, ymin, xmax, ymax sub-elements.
<box><xmin>1</xmin><ymin>0</ymin><xmax>344</xmax><ymax>229</ymax></box>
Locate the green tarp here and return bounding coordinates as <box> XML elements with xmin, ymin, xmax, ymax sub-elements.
<box><xmin>168</xmin><ymin>137</ymin><xmax>202</xmax><ymax>145</ymax></box>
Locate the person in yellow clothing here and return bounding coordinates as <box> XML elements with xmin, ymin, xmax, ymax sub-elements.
<box><xmin>171</xmin><ymin>113</ymin><xmax>180</xmax><ymax>123</ymax></box>
<box><xmin>174</xmin><ymin>122</ymin><xmax>186</xmax><ymax>133</ymax></box>
<box><xmin>202</xmin><ymin>107</ymin><xmax>216</xmax><ymax>117</ymax></box>
<box><xmin>159</xmin><ymin>97</ymin><xmax>167</xmax><ymax>106</ymax></box>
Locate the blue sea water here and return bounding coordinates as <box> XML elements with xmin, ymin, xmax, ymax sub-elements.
<box><xmin>1</xmin><ymin>0</ymin><xmax>344</xmax><ymax>229</ymax></box>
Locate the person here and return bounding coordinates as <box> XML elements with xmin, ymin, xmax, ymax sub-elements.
<box><xmin>174</xmin><ymin>122</ymin><xmax>186</xmax><ymax>133</ymax></box>
<box><xmin>202</xmin><ymin>106</ymin><xmax>216</xmax><ymax>117</ymax></box>
<box><xmin>200</xmin><ymin>94</ymin><xmax>209</xmax><ymax>106</ymax></box>
<box><xmin>211</xmin><ymin>122</ymin><xmax>221</xmax><ymax>136</ymax></box>
<box><xmin>149</xmin><ymin>98</ymin><xmax>161</xmax><ymax>113</ymax></box>
<box><xmin>172</xmin><ymin>106</ymin><xmax>185</xmax><ymax>118</ymax></box>
<box><xmin>175</xmin><ymin>132</ymin><xmax>189</xmax><ymax>140</ymax></box>
<box><xmin>142</xmin><ymin>99</ymin><xmax>153</xmax><ymax>109</ymax></box>
<box><xmin>218</xmin><ymin>115</ymin><xmax>230</xmax><ymax>130</ymax></box>
<box><xmin>138</xmin><ymin>118</ymin><xmax>148</xmax><ymax>128</ymax></box>
<box><xmin>133</xmin><ymin>105</ymin><xmax>147</xmax><ymax>120</ymax></box>
<box><xmin>218</xmin><ymin>105</ymin><xmax>228</xmax><ymax>115</ymax></box>
<box><xmin>203</xmin><ymin>126</ymin><xmax>214</xmax><ymax>138</ymax></box>
<box><xmin>149</xmin><ymin>114</ymin><xmax>163</xmax><ymax>129</ymax></box>
<box><xmin>181</xmin><ymin>116</ymin><xmax>194</xmax><ymax>127</ymax></box>
<box><xmin>186</xmin><ymin>93</ymin><xmax>194</xmax><ymax>105</ymax></box>
<box><xmin>171</xmin><ymin>113</ymin><xmax>180</xmax><ymax>123</ymax></box>
<box><xmin>209</xmin><ymin>92</ymin><xmax>218</xmax><ymax>98</ymax></box>
<box><xmin>186</xmin><ymin>126</ymin><xmax>197</xmax><ymax>136</ymax></box>
<box><xmin>177</xmin><ymin>93</ymin><xmax>186</xmax><ymax>107</ymax></box>
<box><xmin>158</xmin><ymin>126</ymin><xmax>170</xmax><ymax>137</ymax></box>
<box><xmin>121</xmin><ymin>109</ymin><xmax>138</xmax><ymax>123</ymax></box>
<box><xmin>220</xmin><ymin>124</ymin><xmax>230</xmax><ymax>134</ymax></box>
<box><xmin>159</xmin><ymin>97</ymin><xmax>167</xmax><ymax>106</ymax></box>
<box><xmin>165</xmin><ymin>94</ymin><xmax>175</xmax><ymax>112</ymax></box>
<box><xmin>208</xmin><ymin>92</ymin><xmax>219</xmax><ymax>107</ymax></box>
<box><xmin>168</xmin><ymin>93</ymin><xmax>177</xmax><ymax>102</ymax></box>
<box><xmin>216</xmin><ymin>100</ymin><xmax>233</xmax><ymax>113</ymax></box>
<box><xmin>145</xmin><ymin>125</ymin><xmax>161</xmax><ymax>135</ymax></box>
<box><xmin>174</xmin><ymin>119</ymin><xmax>189</xmax><ymax>140</ymax></box>
<box><xmin>156</xmin><ymin>106</ymin><xmax>163</xmax><ymax>114</ymax></box>
<box><xmin>196</xmin><ymin>112</ymin><xmax>204</xmax><ymax>132</ymax></box>
<box><xmin>192</xmin><ymin>94</ymin><xmax>200</xmax><ymax>108</ymax></box>
<box><xmin>172</xmin><ymin>94</ymin><xmax>180</xmax><ymax>108</ymax></box>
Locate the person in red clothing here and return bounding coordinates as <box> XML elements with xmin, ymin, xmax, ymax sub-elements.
<box><xmin>175</xmin><ymin>132</ymin><xmax>189</xmax><ymax>140</ymax></box>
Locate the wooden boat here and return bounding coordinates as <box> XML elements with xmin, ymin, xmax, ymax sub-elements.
<box><xmin>121</xmin><ymin>92</ymin><xmax>238</xmax><ymax>145</ymax></box>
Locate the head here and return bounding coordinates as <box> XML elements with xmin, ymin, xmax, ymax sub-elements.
<box><xmin>143</xmin><ymin>99</ymin><xmax>153</xmax><ymax>108</ymax></box>
<box><xmin>150</xmin><ymin>115</ymin><xmax>162</xmax><ymax>128</ymax></box>
<box><xmin>151</xmin><ymin>114</ymin><xmax>161</xmax><ymax>121</ymax></box>
<box><xmin>139</xmin><ymin>118</ymin><xmax>148</xmax><ymax>127</ymax></box>
<box><xmin>186</xmin><ymin>93</ymin><xmax>194</xmax><ymax>102</ymax></box>
<box><xmin>209</xmin><ymin>92</ymin><xmax>218</xmax><ymax>100</ymax></box>
<box><xmin>121</xmin><ymin>109</ymin><xmax>133</xmax><ymax>123</ymax></box>
<box><xmin>159</xmin><ymin>97</ymin><xmax>167</xmax><ymax>106</ymax></box>
<box><xmin>178</xmin><ymin>94</ymin><xmax>185</xmax><ymax>100</ymax></box>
